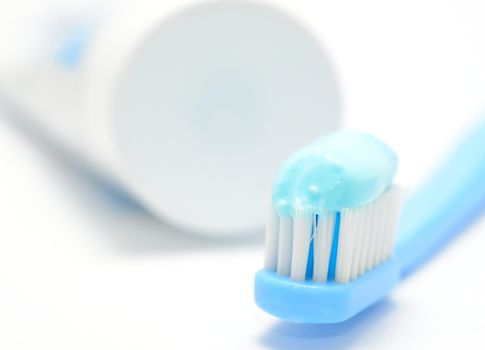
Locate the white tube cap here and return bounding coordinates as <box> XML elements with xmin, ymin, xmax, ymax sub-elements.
<box><xmin>83</xmin><ymin>2</ymin><xmax>341</xmax><ymax>236</ymax></box>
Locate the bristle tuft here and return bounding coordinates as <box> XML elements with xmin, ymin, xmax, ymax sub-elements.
<box><xmin>263</xmin><ymin>187</ymin><xmax>401</xmax><ymax>283</ymax></box>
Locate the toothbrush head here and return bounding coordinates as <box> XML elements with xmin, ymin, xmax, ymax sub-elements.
<box><xmin>254</xmin><ymin>131</ymin><xmax>402</xmax><ymax>323</ymax></box>
<box><xmin>254</xmin><ymin>258</ymin><xmax>400</xmax><ymax>323</ymax></box>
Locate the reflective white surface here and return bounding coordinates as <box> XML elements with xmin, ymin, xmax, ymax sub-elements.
<box><xmin>1</xmin><ymin>0</ymin><xmax>485</xmax><ymax>349</ymax></box>
<box><xmin>1</xmin><ymin>109</ymin><xmax>484</xmax><ymax>349</ymax></box>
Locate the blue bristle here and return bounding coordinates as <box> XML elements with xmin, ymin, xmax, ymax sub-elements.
<box><xmin>327</xmin><ymin>212</ymin><xmax>341</xmax><ymax>280</ymax></box>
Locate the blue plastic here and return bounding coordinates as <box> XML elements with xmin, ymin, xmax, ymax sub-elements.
<box><xmin>395</xmin><ymin>121</ymin><xmax>485</xmax><ymax>275</ymax></box>
<box><xmin>255</xmin><ymin>120</ymin><xmax>485</xmax><ymax>323</ymax></box>
<box><xmin>57</xmin><ymin>23</ymin><xmax>95</xmax><ymax>68</ymax></box>
<box><xmin>327</xmin><ymin>212</ymin><xmax>341</xmax><ymax>281</ymax></box>
<box><xmin>255</xmin><ymin>259</ymin><xmax>400</xmax><ymax>323</ymax></box>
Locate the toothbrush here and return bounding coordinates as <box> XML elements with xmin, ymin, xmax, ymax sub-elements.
<box><xmin>254</xmin><ymin>123</ymin><xmax>485</xmax><ymax>323</ymax></box>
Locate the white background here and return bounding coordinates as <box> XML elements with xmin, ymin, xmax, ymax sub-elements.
<box><xmin>1</xmin><ymin>0</ymin><xmax>485</xmax><ymax>348</ymax></box>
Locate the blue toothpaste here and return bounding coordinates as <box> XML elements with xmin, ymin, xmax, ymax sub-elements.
<box><xmin>272</xmin><ymin>131</ymin><xmax>398</xmax><ymax>217</ymax></box>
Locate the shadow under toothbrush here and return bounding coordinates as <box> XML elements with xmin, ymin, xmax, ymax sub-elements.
<box><xmin>259</xmin><ymin>298</ymin><xmax>395</xmax><ymax>350</ymax></box>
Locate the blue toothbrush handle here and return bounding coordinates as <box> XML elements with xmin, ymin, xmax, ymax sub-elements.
<box><xmin>395</xmin><ymin>120</ymin><xmax>485</xmax><ymax>275</ymax></box>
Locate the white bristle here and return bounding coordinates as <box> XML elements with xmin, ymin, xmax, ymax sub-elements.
<box><xmin>357</xmin><ymin>202</ymin><xmax>373</xmax><ymax>276</ymax></box>
<box><xmin>349</xmin><ymin>206</ymin><xmax>366</xmax><ymax>281</ymax></box>
<box><xmin>276</xmin><ymin>216</ymin><xmax>293</xmax><ymax>276</ymax></box>
<box><xmin>263</xmin><ymin>204</ymin><xmax>279</xmax><ymax>270</ymax></box>
<box><xmin>335</xmin><ymin>208</ymin><xmax>356</xmax><ymax>283</ymax></box>
<box><xmin>368</xmin><ymin>195</ymin><xmax>386</xmax><ymax>269</ymax></box>
<box><xmin>290</xmin><ymin>206</ymin><xmax>313</xmax><ymax>281</ymax></box>
<box><xmin>263</xmin><ymin>186</ymin><xmax>401</xmax><ymax>283</ymax></box>
<box><xmin>376</xmin><ymin>190</ymin><xmax>393</xmax><ymax>264</ymax></box>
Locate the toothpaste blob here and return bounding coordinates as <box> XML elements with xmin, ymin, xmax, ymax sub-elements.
<box><xmin>272</xmin><ymin>131</ymin><xmax>398</xmax><ymax>217</ymax></box>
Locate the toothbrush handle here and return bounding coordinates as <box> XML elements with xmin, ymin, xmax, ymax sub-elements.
<box><xmin>395</xmin><ymin>120</ymin><xmax>485</xmax><ymax>275</ymax></box>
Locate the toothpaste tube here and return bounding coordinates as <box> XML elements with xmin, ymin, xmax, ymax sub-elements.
<box><xmin>0</xmin><ymin>1</ymin><xmax>341</xmax><ymax>236</ymax></box>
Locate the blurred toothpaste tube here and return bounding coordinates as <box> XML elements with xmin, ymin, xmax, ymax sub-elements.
<box><xmin>0</xmin><ymin>0</ymin><xmax>340</xmax><ymax>236</ymax></box>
